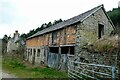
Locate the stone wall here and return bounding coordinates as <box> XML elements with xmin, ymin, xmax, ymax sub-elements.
<box><xmin>76</xmin><ymin>8</ymin><xmax>113</xmax><ymax>50</ymax></box>
<box><xmin>75</xmin><ymin>8</ymin><xmax>113</xmax><ymax>62</ymax></box>
<box><xmin>73</xmin><ymin>8</ymin><xmax>117</xmax><ymax>78</ymax></box>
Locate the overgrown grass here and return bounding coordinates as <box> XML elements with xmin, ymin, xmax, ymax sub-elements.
<box><xmin>88</xmin><ymin>35</ymin><xmax>119</xmax><ymax>52</ymax></box>
<box><xmin>2</xmin><ymin>55</ymin><xmax>68</xmax><ymax>78</ymax></box>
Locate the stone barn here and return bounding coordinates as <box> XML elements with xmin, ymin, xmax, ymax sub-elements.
<box><xmin>25</xmin><ymin>4</ymin><xmax>114</xmax><ymax>71</ymax></box>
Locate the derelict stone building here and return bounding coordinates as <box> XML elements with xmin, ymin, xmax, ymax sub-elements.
<box><xmin>25</xmin><ymin>5</ymin><xmax>114</xmax><ymax>71</ymax></box>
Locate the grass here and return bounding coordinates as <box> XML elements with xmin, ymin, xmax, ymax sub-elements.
<box><xmin>87</xmin><ymin>35</ymin><xmax>119</xmax><ymax>52</ymax></box>
<box><xmin>2</xmin><ymin>55</ymin><xmax>68</xmax><ymax>78</ymax></box>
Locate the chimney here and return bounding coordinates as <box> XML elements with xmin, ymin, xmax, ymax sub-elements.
<box><xmin>13</xmin><ymin>30</ymin><xmax>18</xmax><ymax>38</ymax></box>
<box><xmin>15</xmin><ymin>30</ymin><xmax>18</xmax><ymax>34</ymax></box>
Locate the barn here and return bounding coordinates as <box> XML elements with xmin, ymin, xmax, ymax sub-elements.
<box><xmin>25</xmin><ymin>4</ymin><xmax>114</xmax><ymax>71</ymax></box>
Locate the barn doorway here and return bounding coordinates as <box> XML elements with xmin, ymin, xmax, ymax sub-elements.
<box><xmin>32</xmin><ymin>49</ymin><xmax>36</xmax><ymax>65</ymax></box>
<box><xmin>98</xmin><ymin>24</ymin><xmax>104</xmax><ymax>39</ymax></box>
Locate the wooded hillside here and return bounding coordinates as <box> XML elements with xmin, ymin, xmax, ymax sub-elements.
<box><xmin>107</xmin><ymin>7</ymin><xmax>120</xmax><ymax>34</ymax></box>
<box><xmin>20</xmin><ymin>19</ymin><xmax>63</xmax><ymax>40</ymax></box>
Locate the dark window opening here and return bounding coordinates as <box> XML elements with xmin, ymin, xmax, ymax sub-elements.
<box><xmin>49</xmin><ymin>47</ymin><xmax>59</xmax><ymax>53</ymax></box>
<box><xmin>30</xmin><ymin>49</ymin><xmax>32</xmax><ymax>55</ymax></box>
<box><xmin>98</xmin><ymin>24</ymin><xmax>104</xmax><ymax>39</ymax></box>
<box><xmin>61</xmin><ymin>46</ymin><xmax>75</xmax><ymax>55</ymax></box>
<box><xmin>32</xmin><ymin>49</ymin><xmax>36</xmax><ymax>65</ymax></box>
<box><xmin>27</xmin><ymin>49</ymin><xmax>29</xmax><ymax>53</ymax></box>
<box><xmin>37</xmin><ymin>49</ymin><xmax>40</xmax><ymax>57</ymax></box>
<box><xmin>34</xmin><ymin>49</ymin><xmax>36</xmax><ymax>54</ymax></box>
<box><xmin>52</xmin><ymin>32</ymin><xmax>57</xmax><ymax>45</ymax></box>
<box><xmin>61</xmin><ymin>47</ymin><xmax>69</xmax><ymax>54</ymax></box>
<box><xmin>69</xmin><ymin>46</ymin><xmax>75</xmax><ymax>55</ymax></box>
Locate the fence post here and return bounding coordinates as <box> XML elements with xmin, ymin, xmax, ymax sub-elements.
<box><xmin>112</xmin><ymin>66</ymin><xmax>115</xmax><ymax>80</ymax></box>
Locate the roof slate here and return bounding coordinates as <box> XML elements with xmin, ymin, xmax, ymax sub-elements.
<box><xmin>27</xmin><ymin>5</ymin><xmax>103</xmax><ymax>39</ymax></box>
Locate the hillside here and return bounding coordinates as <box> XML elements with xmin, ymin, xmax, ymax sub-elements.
<box><xmin>107</xmin><ymin>7</ymin><xmax>120</xmax><ymax>34</ymax></box>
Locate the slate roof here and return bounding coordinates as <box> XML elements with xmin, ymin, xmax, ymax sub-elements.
<box><xmin>27</xmin><ymin>4</ymin><xmax>105</xmax><ymax>39</ymax></box>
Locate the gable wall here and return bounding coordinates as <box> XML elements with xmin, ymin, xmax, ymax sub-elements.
<box><xmin>76</xmin><ymin>8</ymin><xmax>113</xmax><ymax>51</ymax></box>
<box><xmin>75</xmin><ymin>8</ymin><xmax>114</xmax><ymax>62</ymax></box>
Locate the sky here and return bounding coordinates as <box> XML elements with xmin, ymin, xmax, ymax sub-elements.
<box><xmin>0</xmin><ymin>0</ymin><xmax>119</xmax><ymax>38</ymax></box>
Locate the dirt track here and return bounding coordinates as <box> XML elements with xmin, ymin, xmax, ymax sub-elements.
<box><xmin>0</xmin><ymin>56</ymin><xmax>16</xmax><ymax>79</ymax></box>
<box><xmin>1</xmin><ymin>69</ymin><xmax>16</xmax><ymax>78</ymax></box>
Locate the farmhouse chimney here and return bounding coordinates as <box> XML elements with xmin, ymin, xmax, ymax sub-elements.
<box><xmin>14</xmin><ymin>30</ymin><xmax>19</xmax><ymax>42</ymax></box>
<box><xmin>13</xmin><ymin>30</ymin><xmax>18</xmax><ymax>37</ymax></box>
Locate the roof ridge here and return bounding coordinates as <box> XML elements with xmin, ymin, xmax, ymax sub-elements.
<box><xmin>80</xmin><ymin>4</ymin><xmax>103</xmax><ymax>22</ymax></box>
<box><xmin>64</xmin><ymin>4</ymin><xmax>103</xmax><ymax>21</ymax></box>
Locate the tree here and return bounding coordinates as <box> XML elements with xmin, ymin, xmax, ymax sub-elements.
<box><xmin>107</xmin><ymin>7</ymin><xmax>120</xmax><ymax>79</ymax></box>
<box><xmin>24</xmin><ymin>19</ymin><xmax>63</xmax><ymax>38</ymax></box>
<box><xmin>20</xmin><ymin>33</ymin><xmax>27</xmax><ymax>41</ymax></box>
<box><xmin>47</xmin><ymin>22</ymin><xmax>52</xmax><ymax>27</ymax></box>
<box><xmin>2</xmin><ymin>34</ymin><xmax>8</xmax><ymax>43</ymax></box>
<box><xmin>53</xmin><ymin>19</ymin><xmax>63</xmax><ymax>25</ymax></box>
<box><xmin>107</xmin><ymin>7</ymin><xmax>120</xmax><ymax>34</ymax></box>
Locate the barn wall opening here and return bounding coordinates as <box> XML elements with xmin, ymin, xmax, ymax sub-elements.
<box><xmin>32</xmin><ymin>49</ymin><xmax>36</xmax><ymax>65</ymax></box>
<box><xmin>69</xmin><ymin>46</ymin><xmax>75</xmax><ymax>55</ymax></box>
<box><xmin>61</xmin><ymin>46</ymin><xmax>75</xmax><ymax>55</ymax></box>
<box><xmin>37</xmin><ymin>49</ymin><xmax>40</xmax><ymax>57</ymax></box>
<box><xmin>49</xmin><ymin>46</ymin><xmax>75</xmax><ymax>55</ymax></box>
<box><xmin>98</xmin><ymin>24</ymin><xmax>104</xmax><ymax>39</ymax></box>
<box><xmin>49</xmin><ymin>47</ymin><xmax>59</xmax><ymax>53</ymax></box>
<box><xmin>33</xmin><ymin>49</ymin><xmax>36</xmax><ymax>57</ymax></box>
<box><xmin>30</xmin><ymin>49</ymin><xmax>32</xmax><ymax>55</ymax></box>
<box><xmin>61</xmin><ymin>46</ymin><xmax>69</xmax><ymax>54</ymax></box>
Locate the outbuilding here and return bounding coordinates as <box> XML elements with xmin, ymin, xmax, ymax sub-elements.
<box><xmin>25</xmin><ymin>4</ymin><xmax>114</xmax><ymax>71</ymax></box>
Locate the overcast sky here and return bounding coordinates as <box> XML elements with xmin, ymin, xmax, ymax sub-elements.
<box><xmin>0</xmin><ymin>0</ymin><xmax>119</xmax><ymax>38</ymax></box>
